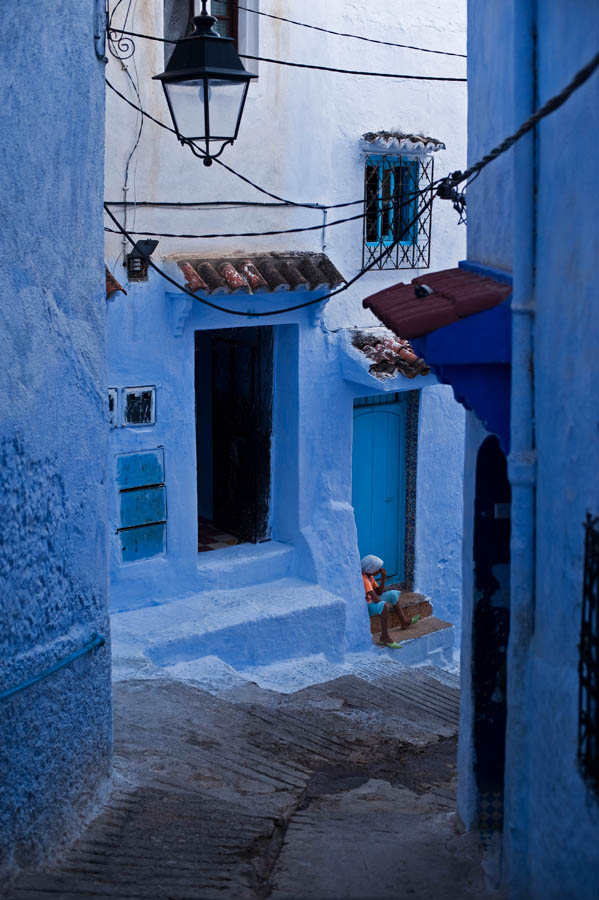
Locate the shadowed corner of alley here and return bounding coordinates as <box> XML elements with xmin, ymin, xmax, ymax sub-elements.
<box><xmin>2</xmin><ymin>663</ymin><xmax>504</xmax><ymax>900</ymax></box>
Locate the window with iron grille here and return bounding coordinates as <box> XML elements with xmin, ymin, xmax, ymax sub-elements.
<box><xmin>363</xmin><ymin>155</ymin><xmax>433</xmax><ymax>270</ymax></box>
<box><xmin>211</xmin><ymin>0</ymin><xmax>239</xmax><ymax>42</ymax></box>
<box><xmin>579</xmin><ymin>512</ymin><xmax>599</xmax><ymax>798</ymax></box>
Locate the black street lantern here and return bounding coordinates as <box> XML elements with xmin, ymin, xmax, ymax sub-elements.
<box><xmin>153</xmin><ymin>0</ymin><xmax>257</xmax><ymax>166</ymax></box>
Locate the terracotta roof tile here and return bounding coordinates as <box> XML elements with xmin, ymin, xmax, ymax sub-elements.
<box><xmin>239</xmin><ymin>259</ymin><xmax>267</xmax><ymax>292</ymax></box>
<box><xmin>178</xmin><ymin>261</ymin><xmax>207</xmax><ymax>293</ymax></box>
<box><xmin>361</xmin><ymin>131</ymin><xmax>446</xmax><ymax>153</ymax></box>
<box><xmin>219</xmin><ymin>262</ymin><xmax>250</xmax><ymax>293</ymax></box>
<box><xmin>177</xmin><ymin>253</ymin><xmax>345</xmax><ymax>296</ymax></box>
<box><xmin>105</xmin><ymin>266</ymin><xmax>125</xmax><ymax>299</ymax></box>
<box><xmin>363</xmin><ymin>267</ymin><xmax>512</xmax><ymax>339</ymax></box>
<box><xmin>351</xmin><ymin>330</ymin><xmax>430</xmax><ymax>380</ymax></box>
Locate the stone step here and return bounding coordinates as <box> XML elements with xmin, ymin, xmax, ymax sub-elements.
<box><xmin>111</xmin><ymin>577</ymin><xmax>346</xmax><ymax>670</ymax></box>
<box><xmin>368</xmin><ymin>591</ymin><xmax>433</xmax><ymax>635</ymax></box>
<box><xmin>109</xmin><ymin>540</ymin><xmax>295</xmax><ymax>614</ymax></box>
<box><xmin>195</xmin><ymin>540</ymin><xmax>295</xmax><ymax>590</ymax></box>
<box><xmin>371</xmin><ymin>616</ymin><xmax>455</xmax><ymax>669</ymax></box>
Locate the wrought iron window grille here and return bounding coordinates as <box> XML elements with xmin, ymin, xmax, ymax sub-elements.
<box><xmin>362</xmin><ymin>154</ymin><xmax>433</xmax><ymax>270</ymax></box>
<box><xmin>578</xmin><ymin>511</ymin><xmax>599</xmax><ymax>798</ymax></box>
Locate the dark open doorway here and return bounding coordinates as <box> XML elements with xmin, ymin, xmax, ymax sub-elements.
<box><xmin>472</xmin><ymin>434</ymin><xmax>511</xmax><ymax>832</ymax></box>
<box><xmin>195</xmin><ymin>327</ymin><xmax>274</xmax><ymax>549</ymax></box>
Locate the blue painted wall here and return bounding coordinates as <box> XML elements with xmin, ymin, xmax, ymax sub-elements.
<box><xmin>414</xmin><ymin>385</ymin><xmax>465</xmax><ymax>641</ymax></box>
<box><xmin>106</xmin><ymin>272</ymin><xmax>466</xmax><ymax>657</ymax></box>
<box><xmin>0</xmin><ymin>1</ymin><xmax>111</xmax><ymax>875</ymax></box>
<box><xmin>526</xmin><ymin>3</ymin><xmax>599</xmax><ymax>896</ymax></box>
<box><xmin>466</xmin><ymin>0</ymin><xmax>514</xmax><ymax>272</ymax></box>
<box><xmin>465</xmin><ymin>1</ymin><xmax>599</xmax><ymax>895</ymax></box>
<box><xmin>107</xmin><ymin>277</ymin><xmax>372</xmax><ymax>652</ymax></box>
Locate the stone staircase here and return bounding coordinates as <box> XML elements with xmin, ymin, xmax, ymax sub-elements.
<box><xmin>111</xmin><ymin>576</ymin><xmax>346</xmax><ymax>670</ymax></box>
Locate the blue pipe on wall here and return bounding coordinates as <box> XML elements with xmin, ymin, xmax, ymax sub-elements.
<box><xmin>504</xmin><ymin>0</ymin><xmax>537</xmax><ymax>893</ymax></box>
<box><xmin>0</xmin><ymin>635</ymin><xmax>106</xmax><ymax>702</ymax></box>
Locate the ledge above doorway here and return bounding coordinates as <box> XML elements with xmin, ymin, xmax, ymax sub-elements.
<box><xmin>339</xmin><ymin>327</ymin><xmax>438</xmax><ymax>393</ymax></box>
<box><xmin>165</xmin><ymin>251</ymin><xmax>346</xmax><ymax>335</ymax></box>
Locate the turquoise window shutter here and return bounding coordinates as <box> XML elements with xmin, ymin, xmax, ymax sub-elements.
<box><xmin>116</xmin><ymin>449</ymin><xmax>166</xmax><ymax>561</ymax></box>
<box><xmin>116</xmin><ymin>448</ymin><xmax>164</xmax><ymax>489</ymax></box>
<box><xmin>119</xmin><ymin>487</ymin><xmax>166</xmax><ymax>529</ymax></box>
<box><xmin>120</xmin><ymin>523</ymin><xmax>167</xmax><ymax>563</ymax></box>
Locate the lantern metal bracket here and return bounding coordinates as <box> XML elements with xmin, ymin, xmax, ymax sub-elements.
<box><xmin>183</xmin><ymin>137</ymin><xmax>235</xmax><ymax>167</ymax></box>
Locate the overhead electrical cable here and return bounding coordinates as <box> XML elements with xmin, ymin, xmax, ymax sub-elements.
<box><xmin>237</xmin><ymin>53</ymin><xmax>467</xmax><ymax>82</ymax></box>
<box><xmin>237</xmin><ymin>4</ymin><xmax>467</xmax><ymax>58</ymax></box>
<box><xmin>105</xmin><ymin>49</ymin><xmax>599</xmax><ymax>316</ymax></box>
<box><xmin>104</xmin><ymin>195</ymin><xmax>434</xmax><ymax>318</ymax></box>
<box><xmin>106</xmin><ymin>78</ymin><xmax>427</xmax><ymax>210</ymax></box>
<box><xmin>103</xmin><ymin>182</ymin><xmax>437</xmax><ymax>240</ymax></box>
<box><xmin>105</xmin><ymin>200</ymin><xmax>294</xmax><ymax>209</ymax></box>
<box><xmin>107</xmin><ymin>28</ymin><xmax>467</xmax><ymax>81</ymax></box>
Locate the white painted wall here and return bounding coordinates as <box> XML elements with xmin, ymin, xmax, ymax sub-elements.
<box><xmin>105</xmin><ymin>0</ymin><xmax>468</xmax><ymax>647</ymax></box>
<box><xmin>105</xmin><ymin>0</ymin><xmax>467</xmax><ymax>309</ymax></box>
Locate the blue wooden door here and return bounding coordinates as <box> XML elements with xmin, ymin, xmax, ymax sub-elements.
<box><xmin>352</xmin><ymin>397</ymin><xmax>407</xmax><ymax>581</ymax></box>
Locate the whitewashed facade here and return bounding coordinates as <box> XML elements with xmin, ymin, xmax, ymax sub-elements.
<box><xmin>104</xmin><ymin>1</ymin><xmax>468</xmax><ymax>669</ymax></box>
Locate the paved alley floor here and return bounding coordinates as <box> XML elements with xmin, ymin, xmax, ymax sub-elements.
<box><xmin>3</xmin><ymin>659</ymin><xmax>501</xmax><ymax>900</ymax></box>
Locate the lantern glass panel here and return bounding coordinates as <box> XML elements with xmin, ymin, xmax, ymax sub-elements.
<box><xmin>205</xmin><ymin>78</ymin><xmax>248</xmax><ymax>140</ymax></box>
<box><xmin>164</xmin><ymin>79</ymin><xmax>206</xmax><ymax>141</ymax></box>
<box><xmin>164</xmin><ymin>78</ymin><xmax>248</xmax><ymax>142</ymax></box>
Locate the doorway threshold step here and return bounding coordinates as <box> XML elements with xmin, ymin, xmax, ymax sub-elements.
<box><xmin>195</xmin><ymin>540</ymin><xmax>294</xmax><ymax>590</ymax></box>
<box><xmin>111</xmin><ymin>577</ymin><xmax>346</xmax><ymax>670</ymax></box>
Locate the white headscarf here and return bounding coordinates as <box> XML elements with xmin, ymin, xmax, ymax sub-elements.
<box><xmin>360</xmin><ymin>555</ymin><xmax>383</xmax><ymax>574</ymax></box>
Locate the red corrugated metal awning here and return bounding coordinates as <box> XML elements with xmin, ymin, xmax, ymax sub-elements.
<box><xmin>362</xmin><ymin>267</ymin><xmax>512</xmax><ymax>339</ymax></box>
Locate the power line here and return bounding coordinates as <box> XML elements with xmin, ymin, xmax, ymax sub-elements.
<box><xmin>238</xmin><ymin>53</ymin><xmax>467</xmax><ymax>82</ymax></box>
<box><xmin>103</xmin><ymin>211</ymin><xmax>366</xmax><ymax>239</ymax></box>
<box><xmin>104</xmin><ymin>183</ymin><xmax>437</xmax><ymax>240</ymax></box>
<box><xmin>106</xmin><ymin>78</ymin><xmax>364</xmax><ymax>209</ymax></box>
<box><xmin>107</xmin><ymin>28</ymin><xmax>467</xmax><ymax>82</ymax></box>
<box><xmin>103</xmin><ymin>194</ymin><xmax>434</xmax><ymax>318</ymax></box>
<box><xmin>106</xmin><ymin>78</ymin><xmax>415</xmax><ymax>211</ymax></box>
<box><xmin>105</xmin><ymin>50</ymin><xmax>599</xmax><ymax>315</ymax></box>
<box><xmin>237</xmin><ymin>4</ymin><xmax>467</xmax><ymax>59</ymax></box>
<box><xmin>105</xmin><ymin>200</ymin><xmax>294</xmax><ymax>209</ymax></box>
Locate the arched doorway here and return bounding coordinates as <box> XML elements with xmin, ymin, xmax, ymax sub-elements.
<box><xmin>472</xmin><ymin>434</ymin><xmax>511</xmax><ymax>832</ymax></box>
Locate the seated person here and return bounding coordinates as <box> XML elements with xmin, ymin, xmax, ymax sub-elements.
<box><xmin>361</xmin><ymin>555</ymin><xmax>419</xmax><ymax>648</ymax></box>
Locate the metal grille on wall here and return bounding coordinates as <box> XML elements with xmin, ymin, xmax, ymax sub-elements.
<box><xmin>578</xmin><ymin>511</ymin><xmax>599</xmax><ymax>798</ymax></box>
<box><xmin>353</xmin><ymin>391</ymin><xmax>404</xmax><ymax>407</ymax></box>
<box><xmin>362</xmin><ymin>155</ymin><xmax>434</xmax><ymax>270</ymax></box>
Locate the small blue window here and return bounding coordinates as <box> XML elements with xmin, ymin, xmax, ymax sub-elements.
<box><xmin>363</xmin><ymin>154</ymin><xmax>433</xmax><ymax>270</ymax></box>
<box><xmin>365</xmin><ymin>155</ymin><xmax>418</xmax><ymax>247</ymax></box>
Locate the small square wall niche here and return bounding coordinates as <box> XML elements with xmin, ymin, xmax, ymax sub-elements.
<box><xmin>123</xmin><ymin>386</ymin><xmax>156</xmax><ymax>426</ymax></box>
<box><xmin>108</xmin><ymin>388</ymin><xmax>118</xmax><ymax>428</ymax></box>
